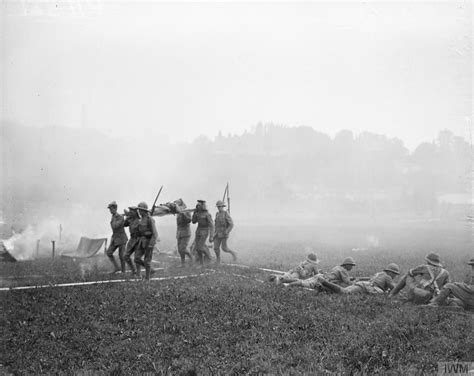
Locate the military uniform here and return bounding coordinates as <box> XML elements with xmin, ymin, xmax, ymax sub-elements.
<box><xmin>278</xmin><ymin>260</ymin><xmax>320</xmax><ymax>284</ymax></box>
<box><xmin>192</xmin><ymin>203</ymin><xmax>214</xmax><ymax>265</ymax></box>
<box><xmin>428</xmin><ymin>258</ymin><xmax>474</xmax><ymax>310</ymax></box>
<box><xmin>106</xmin><ymin>210</ymin><xmax>128</xmax><ymax>273</ymax></box>
<box><xmin>324</xmin><ymin>265</ymin><xmax>352</xmax><ymax>287</ymax></box>
<box><xmin>293</xmin><ymin>258</ymin><xmax>356</xmax><ymax>290</ymax></box>
<box><xmin>213</xmin><ymin>204</ymin><xmax>236</xmax><ymax>263</ymax></box>
<box><xmin>323</xmin><ymin>271</ymin><xmax>396</xmax><ymax>294</ymax></box>
<box><xmin>270</xmin><ymin>254</ymin><xmax>320</xmax><ymax>284</ymax></box>
<box><xmin>124</xmin><ymin>209</ymin><xmax>140</xmax><ymax>274</ymax></box>
<box><xmin>134</xmin><ymin>202</ymin><xmax>159</xmax><ymax>280</ymax></box>
<box><xmin>176</xmin><ymin>211</ymin><xmax>193</xmax><ymax>264</ymax></box>
<box><xmin>390</xmin><ymin>253</ymin><xmax>450</xmax><ymax>304</ymax></box>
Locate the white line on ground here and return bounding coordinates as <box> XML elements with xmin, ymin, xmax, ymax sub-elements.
<box><xmin>155</xmin><ymin>255</ymin><xmax>284</xmax><ymax>274</ymax></box>
<box><xmin>0</xmin><ymin>269</ymin><xmax>165</xmax><ymax>279</ymax></box>
<box><xmin>0</xmin><ymin>272</ymin><xmax>216</xmax><ymax>292</ymax></box>
<box><xmin>228</xmin><ymin>272</ymin><xmax>265</xmax><ymax>284</ymax></box>
<box><xmin>225</xmin><ymin>263</ymin><xmax>284</xmax><ymax>274</ymax></box>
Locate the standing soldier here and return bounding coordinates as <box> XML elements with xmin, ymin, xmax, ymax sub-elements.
<box><xmin>134</xmin><ymin>202</ymin><xmax>159</xmax><ymax>280</ymax></box>
<box><xmin>123</xmin><ymin>206</ymin><xmax>140</xmax><ymax>275</ymax></box>
<box><xmin>106</xmin><ymin>201</ymin><xmax>128</xmax><ymax>274</ymax></box>
<box><xmin>191</xmin><ymin>200</ymin><xmax>214</xmax><ymax>267</ymax></box>
<box><xmin>213</xmin><ymin>200</ymin><xmax>236</xmax><ymax>263</ymax></box>
<box><xmin>174</xmin><ymin>199</ymin><xmax>193</xmax><ymax>267</ymax></box>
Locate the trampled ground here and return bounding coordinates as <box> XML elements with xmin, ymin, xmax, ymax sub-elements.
<box><xmin>1</xmin><ymin>223</ymin><xmax>473</xmax><ymax>375</ymax></box>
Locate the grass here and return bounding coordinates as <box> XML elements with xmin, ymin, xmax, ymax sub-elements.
<box><xmin>1</xmin><ymin>223</ymin><xmax>473</xmax><ymax>375</ymax></box>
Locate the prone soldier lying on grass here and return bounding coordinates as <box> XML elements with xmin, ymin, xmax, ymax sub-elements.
<box><xmin>388</xmin><ymin>252</ymin><xmax>450</xmax><ymax>304</ymax></box>
<box><xmin>318</xmin><ymin>263</ymin><xmax>400</xmax><ymax>294</ymax></box>
<box><xmin>268</xmin><ymin>253</ymin><xmax>320</xmax><ymax>284</ymax></box>
<box><xmin>427</xmin><ymin>257</ymin><xmax>474</xmax><ymax>310</ymax></box>
<box><xmin>287</xmin><ymin>257</ymin><xmax>356</xmax><ymax>290</ymax></box>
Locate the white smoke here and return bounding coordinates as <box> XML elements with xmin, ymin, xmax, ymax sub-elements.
<box><xmin>1</xmin><ymin>218</ymin><xmax>66</xmax><ymax>260</ymax></box>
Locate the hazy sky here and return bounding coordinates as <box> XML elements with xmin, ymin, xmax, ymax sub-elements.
<box><xmin>2</xmin><ymin>1</ymin><xmax>472</xmax><ymax>150</ymax></box>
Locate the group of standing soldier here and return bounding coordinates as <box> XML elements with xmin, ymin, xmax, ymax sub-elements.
<box><xmin>105</xmin><ymin>198</ymin><xmax>235</xmax><ymax>280</ymax></box>
<box><xmin>106</xmin><ymin>201</ymin><xmax>158</xmax><ymax>280</ymax></box>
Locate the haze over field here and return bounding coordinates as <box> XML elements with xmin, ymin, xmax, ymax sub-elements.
<box><xmin>0</xmin><ymin>1</ymin><xmax>472</xmax><ymax>255</ymax></box>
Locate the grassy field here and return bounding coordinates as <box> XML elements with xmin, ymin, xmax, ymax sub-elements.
<box><xmin>1</xmin><ymin>223</ymin><xmax>473</xmax><ymax>375</ymax></box>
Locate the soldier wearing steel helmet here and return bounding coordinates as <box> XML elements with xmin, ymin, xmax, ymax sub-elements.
<box><xmin>123</xmin><ymin>205</ymin><xmax>140</xmax><ymax>275</ymax></box>
<box><xmin>269</xmin><ymin>253</ymin><xmax>320</xmax><ymax>285</ymax></box>
<box><xmin>106</xmin><ymin>201</ymin><xmax>128</xmax><ymax>274</ymax></box>
<box><xmin>318</xmin><ymin>263</ymin><xmax>401</xmax><ymax>294</ymax></box>
<box><xmin>324</xmin><ymin>257</ymin><xmax>357</xmax><ymax>287</ymax></box>
<box><xmin>173</xmin><ymin>198</ymin><xmax>193</xmax><ymax>267</ymax></box>
<box><xmin>389</xmin><ymin>252</ymin><xmax>450</xmax><ymax>304</ymax></box>
<box><xmin>191</xmin><ymin>200</ymin><xmax>214</xmax><ymax>266</ymax></box>
<box><xmin>288</xmin><ymin>257</ymin><xmax>356</xmax><ymax>290</ymax></box>
<box><xmin>427</xmin><ymin>257</ymin><xmax>474</xmax><ymax>310</ymax></box>
<box><xmin>213</xmin><ymin>200</ymin><xmax>236</xmax><ymax>264</ymax></box>
<box><xmin>134</xmin><ymin>202</ymin><xmax>159</xmax><ymax>280</ymax></box>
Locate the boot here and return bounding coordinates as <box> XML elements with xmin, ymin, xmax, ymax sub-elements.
<box><xmin>126</xmin><ymin>259</ymin><xmax>136</xmax><ymax>275</ymax></box>
<box><xmin>120</xmin><ymin>259</ymin><xmax>126</xmax><ymax>273</ymax></box>
<box><xmin>180</xmin><ymin>255</ymin><xmax>186</xmax><ymax>268</ymax></box>
<box><xmin>214</xmin><ymin>250</ymin><xmax>221</xmax><ymax>265</ymax></box>
<box><xmin>145</xmin><ymin>265</ymin><xmax>151</xmax><ymax>281</ymax></box>
<box><xmin>108</xmin><ymin>256</ymin><xmax>120</xmax><ymax>273</ymax></box>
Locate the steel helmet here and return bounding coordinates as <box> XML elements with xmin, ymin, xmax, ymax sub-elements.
<box><xmin>383</xmin><ymin>263</ymin><xmax>400</xmax><ymax>275</ymax></box>
<box><xmin>137</xmin><ymin>202</ymin><xmax>149</xmax><ymax>211</ymax></box>
<box><xmin>341</xmin><ymin>257</ymin><xmax>356</xmax><ymax>266</ymax></box>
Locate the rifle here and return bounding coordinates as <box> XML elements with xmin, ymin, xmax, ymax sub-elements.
<box><xmin>150</xmin><ymin>186</ymin><xmax>163</xmax><ymax>216</ymax></box>
<box><xmin>223</xmin><ymin>182</ymin><xmax>230</xmax><ymax>214</ymax></box>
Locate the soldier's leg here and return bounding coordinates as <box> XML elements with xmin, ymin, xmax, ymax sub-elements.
<box><xmin>190</xmin><ymin>240</ymin><xmax>198</xmax><ymax>259</ymax></box>
<box><xmin>144</xmin><ymin>247</ymin><xmax>154</xmax><ymax>280</ymax></box>
<box><xmin>320</xmin><ymin>279</ymin><xmax>345</xmax><ymax>294</ymax></box>
<box><xmin>177</xmin><ymin>237</ymin><xmax>186</xmax><ymax>264</ymax></box>
<box><xmin>106</xmin><ymin>243</ymin><xmax>120</xmax><ymax>272</ymax></box>
<box><xmin>429</xmin><ymin>283</ymin><xmax>473</xmax><ymax>309</ymax></box>
<box><xmin>124</xmin><ymin>241</ymin><xmax>137</xmax><ymax>274</ymax></box>
<box><xmin>202</xmin><ymin>239</ymin><xmax>212</xmax><ymax>263</ymax></box>
<box><xmin>195</xmin><ymin>234</ymin><xmax>206</xmax><ymax>266</ymax></box>
<box><xmin>134</xmin><ymin>247</ymin><xmax>145</xmax><ymax>278</ymax></box>
<box><xmin>428</xmin><ymin>284</ymin><xmax>452</xmax><ymax>306</ymax></box>
<box><xmin>182</xmin><ymin>237</ymin><xmax>193</xmax><ymax>261</ymax></box>
<box><xmin>220</xmin><ymin>238</ymin><xmax>237</xmax><ymax>261</ymax></box>
<box><xmin>343</xmin><ymin>285</ymin><xmax>364</xmax><ymax>294</ymax></box>
<box><xmin>213</xmin><ymin>238</ymin><xmax>222</xmax><ymax>264</ymax></box>
<box><xmin>118</xmin><ymin>244</ymin><xmax>126</xmax><ymax>273</ymax></box>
